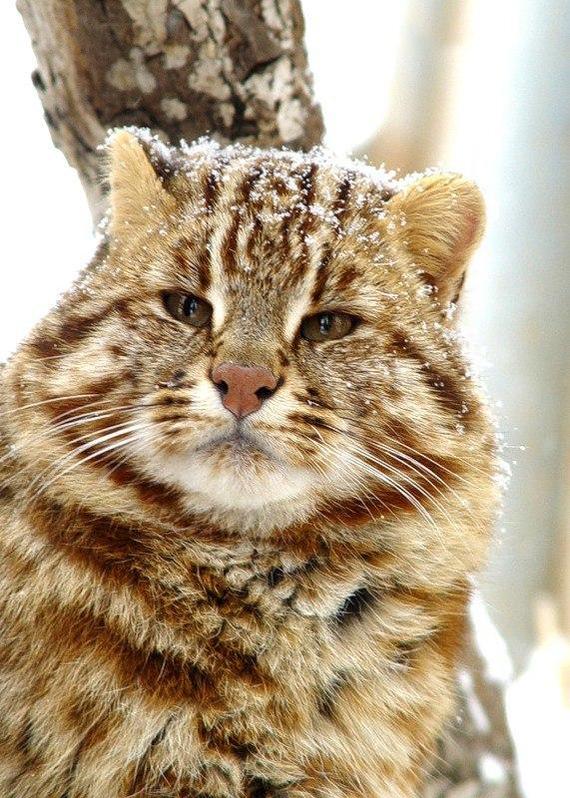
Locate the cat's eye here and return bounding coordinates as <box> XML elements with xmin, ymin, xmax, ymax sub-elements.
<box><xmin>301</xmin><ymin>312</ymin><xmax>357</xmax><ymax>342</ymax></box>
<box><xmin>163</xmin><ymin>292</ymin><xmax>212</xmax><ymax>327</ymax></box>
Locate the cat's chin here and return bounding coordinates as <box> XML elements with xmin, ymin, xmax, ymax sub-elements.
<box><xmin>140</xmin><ymin>432</ymin><xmax>316</xmax><ymax>514</ymax></box>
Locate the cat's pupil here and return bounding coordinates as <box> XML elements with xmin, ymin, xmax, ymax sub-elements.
<box><xmin>319</xmin><ymin>314</ymin><xmax>333</xmax><ymax>334</ymax></box>
<box><xmin>183</xmin><ymin>296</ymin><xmax>198</xmax><ymax>317</ymax></box>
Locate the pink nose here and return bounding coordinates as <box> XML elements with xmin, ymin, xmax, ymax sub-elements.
<box><xmin>212</xmin><ymin>362</ymin><xmax>279</xmax><ymax>419</ymax></box>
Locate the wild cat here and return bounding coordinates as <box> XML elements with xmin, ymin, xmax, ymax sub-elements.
<box><xmin>0</xmin><ymin>129</ymin><xmax>498</xmax><ymax>798</ymax></box>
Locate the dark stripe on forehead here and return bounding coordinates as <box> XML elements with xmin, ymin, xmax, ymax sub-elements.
<box><xmin>333</xmin><ymin>174</ymin><xmax>353</xmax><ymax>226</ymax></box>
<box><xmin>334</xmin><ymin>264</ymin><xmax>359</xmax><ymax>293</ymax></box>
<box><xmin>221</xmin><ymin>166</ymin><xmax>263</xmax><ymax>276</ymax></box>
<box><xmin>221</xmin><ymin>214</ymin><xmax>241</xmax><ymax>276</ymax></box>
<box><xmin>204</xmin><ymin>171</ymin><xmax>218</xmax><ymax>212</ymax></box>
<box><xmin>277</xmin><ymin>214</ymin><xmax>291</xmax><ymax>263</ymax></box>
<box><xmin>246</xmin><ymin>215</ymin><xmax>263</xmax><ymax>262</ymax></box>
<box><xmin>204</xmin><ymin>166</ymin><xmax>221</xmax><ymax>213</ymax></box>
<box><xmin>309</xmin><ymin>172</ymin><xmax>360</xmax><ymax>305</ymax></box>
<box><xmin>199</xmin><ymin>156</ymin><xmax>229</xmax><ymax>284</ymax></box>
<box><xmin>302</xmin><ymin>161</ymin><xmax>318</xmax><ymax>202</ymax></box>
<box><xmin>273</xmin><ymin>160</ymin><xmax>318</xmax><ymax>291</ymax></box>
<box><xmin>310</xmin><ymin>241</ymin><xmax>335</xmax><ymax>305</ymax></box>
<box><xmin>299</xmin><ymin>161</ymin><xmax>318</xmax><ymax>245</ymax></box>
<box><xmin>241</xmin><ymin>164</ymin><xmax>264</xmax><ymax>204</ymax></box>
<box><xmin>198</xmin><ymin>245</ymin><xmax>212</xmax><ymax>293</ymax></box>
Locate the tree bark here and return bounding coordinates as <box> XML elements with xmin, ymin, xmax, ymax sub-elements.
<box><xmin>17</xmin><ymin>0</ymin><xmax>324</xmax><ymax>220</ymax></box>
<box><xmin>17</xmin><ymin>2</ymin><xmax>520</xmax><ymax>797</ymax></box>
<box><xmin>422</xmin><ymin>603</ymin><xmax>520</xmax><ymax>798</ymax></box>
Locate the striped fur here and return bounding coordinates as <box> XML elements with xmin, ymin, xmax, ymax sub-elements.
<box><xmin>0</xmin><ymin>130</ymin><xmax>499</xmax><ymax>798</ymax></box>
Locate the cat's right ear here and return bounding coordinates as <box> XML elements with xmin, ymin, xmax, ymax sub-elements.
<box><xmin>106</xmin><ymin>129</ymin><xmax>173</xmax><ymax>237</ymax></box>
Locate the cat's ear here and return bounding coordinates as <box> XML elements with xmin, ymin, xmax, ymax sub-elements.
<box><xmin>385</xmin><ymin>173</ymin><xmax>485</xmax><ymax>309</ymax></box>
<box><xmin>106</xmin><ymin>129</ymin><xmax>173</xmax><ymax>236</ymax></box>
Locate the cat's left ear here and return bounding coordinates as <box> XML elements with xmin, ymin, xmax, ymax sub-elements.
<box><xmin>106</xmin><ymin>128</ymin><xmax>174</xmax><ymax>236</ymax></box>
<box><xmin>385</xmin><ymin>173</ymin><xmax>485</xmax><ymax>309</ymax></box>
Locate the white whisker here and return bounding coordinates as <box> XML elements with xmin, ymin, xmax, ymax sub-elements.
<box><xmin>29</xmin><ymin>431</ymin><xmax>146</xmax><ymax>501</ymax></box>
<box><xmin>27</xmin><ymin>423</ymin><xmax>147</xmax><ymax>497</ymax></box>
<box><xmin>0</xmin><ymin>393</ymin><xmax>98</xmax><ymax>420</ymax></box>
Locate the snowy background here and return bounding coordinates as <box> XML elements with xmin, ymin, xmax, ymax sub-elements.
<box><xmin>2</xmin><ymin>1</ymin><xmax>570</xmax><ymax>795</ymax></box>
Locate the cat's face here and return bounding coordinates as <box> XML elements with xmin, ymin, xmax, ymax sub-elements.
<box><xmin>6</xmin><ymin>132</ymin><xmax>494</xmax><ymax>530</ymax></box>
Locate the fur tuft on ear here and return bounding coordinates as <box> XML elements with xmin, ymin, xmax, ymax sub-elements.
<box><xmin>386</xmin><ymin>172</ymin><xmax>485</xmax><ymax>310</ymax></box>
<box><xmin>106</xmin><ymin>128</ymin><xmax>173</xmax><ymax>236</ymax></box>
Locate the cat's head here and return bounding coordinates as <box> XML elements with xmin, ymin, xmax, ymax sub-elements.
<box><xmin>6</xmin><ymin>129</ymin><xmax>495</xmax><ymax>533</ymax></box>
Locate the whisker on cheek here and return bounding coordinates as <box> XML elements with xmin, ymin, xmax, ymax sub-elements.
<box><xmin>308</xmin><ymin>443</ymin><xmax>392</xmax><ymax>521</ymax></box>
<box><xmin>49</xmin><ymin>397</ymin><xmax>135</xmax><ymax>424</ymax></box>
<box><xmin>27</xmin><ymin>430</ymin><xmax>149</xmax><ymax>503</ymax></box>
<box><xmin>26</xmin><ymin>422</ymin><xmax>148</xmax><ymax>497</ymax></box>
<box><xmin>346</xmin><ymin>440</ymin><xmax>458</xmax><ymax>539</ymax></box>
<box><xmin>3</xmin><ymin>404</ymin><xmax>145</xmax><ymax>468</ymax></box>
<box><xmin>0</xmin><ymin>393</ymin><xmax>99</xmax><ymax>421</ymax></box>
<box><xmin>57</xmin><ymin>420</ymin><xmax>146</xmax><ymax>451</ymax></box>
<box><xmin>103</xmin><ymin>430</ymin><xmax>166</xmax><ymax>484</ymax></box>
<box><xmin>0</xmin><ymin>400</ymin><xmax>117</xmax><ymax>469</ymax></box>
<box><xmin>301</xmin><ymin>424</ymin><xmax>442</xmax><ymax>532</ymax></box>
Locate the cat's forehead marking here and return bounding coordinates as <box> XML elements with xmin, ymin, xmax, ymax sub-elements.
<box><xmin>192</xmin><ymin>151</ymin><xmax>382</xmax><ymax>339</ymax></box>
<box><xmin>160</xmin><ymin>148</ymin><xmax>400</xmax><ymax>358</ymax></box>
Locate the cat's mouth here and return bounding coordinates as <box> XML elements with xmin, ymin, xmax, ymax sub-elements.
<box><xmin>195</xmin><ymin>426</ymin><xmax>278</xmax><ymax>462</ymax></box>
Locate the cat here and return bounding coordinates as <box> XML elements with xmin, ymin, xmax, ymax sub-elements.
<box><xmin>0</xmin><ymin>129</ymin><xmax>498</xmax><ymax>798</ymax></box>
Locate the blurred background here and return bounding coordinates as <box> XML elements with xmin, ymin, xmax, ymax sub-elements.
<box><xmin>1</xmin><ymin>1</ymin><xmax>569</xmax><ymax>795</ymax></box>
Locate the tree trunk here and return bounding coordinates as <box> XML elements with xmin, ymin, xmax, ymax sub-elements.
<box><xmin>16</xmin><ymin>2</ymin><xmax>520</xmax><ymax>796</ymax></box>
<box><xmin>422</xmin><ymin>600</ymin><xmax>520</xmax><ymax>798</ymax></box>
<box><xmin>17</xmin><ymin>0</ymin><xmax>324</xmax><ymax>221</ymax></box>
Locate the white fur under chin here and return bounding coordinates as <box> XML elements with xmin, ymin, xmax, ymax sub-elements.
<box><xmin>129</xmin><ymin>399</ymin><xmax>355</xmax><ymax>526</ymax></box>
<box><xmin>154</xmin><ymin>447</ymin><xmax>313</xmax><ymax>511</ymax></box>
<box><xmin>145</xmin><ymin>448</ymin><xmax>323</xmax><ymax>531</ymax></box>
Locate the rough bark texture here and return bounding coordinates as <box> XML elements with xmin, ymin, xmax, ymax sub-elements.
<box><xmin>17</xmin><ymin>2</ymin><xmax>519</xmax><ymax>797</ymax></box>
<box><xmin>17</xmin><ymin>0</ymin><xmax>324</xmax><ymax>220</ymax></box>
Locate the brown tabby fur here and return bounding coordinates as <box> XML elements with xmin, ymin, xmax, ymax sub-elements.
<box><xmin>0</xmin><ymin>131</ymin><xmax>498</xmax><ymax>798</ymax></box>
